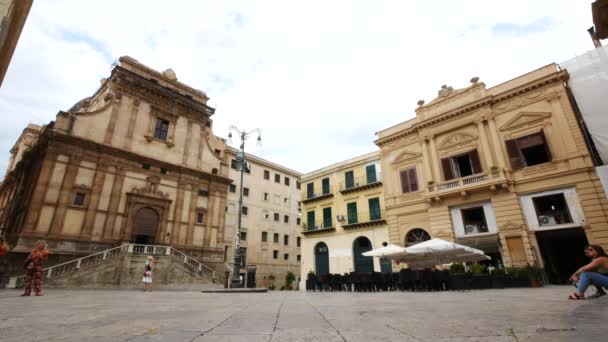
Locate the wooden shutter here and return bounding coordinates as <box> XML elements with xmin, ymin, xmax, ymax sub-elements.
<box><xmin>307</xmin><ymin>183</ymin><xmax>314</xmax><ymax>198</ymax></box>
<box><xmin>323</xmin><ymin>207</ymin><xmax>332</xmax><ymax>228</ymax></box>
<box><xmin>539</xmin><ymin>130</ymin><xmax>552</xmax><ymax>161</ymax></box>
<box><xmin>366</xmin><ymin>165</ymin><xmax>377</xmax><ymax>184</ymax></box>
<box><xmin>408</xmin><ymin>168</ymin><xmax>418</xmax><ymax>192</ymax></box>
<box><xmin>400</xmin><ymin>169</ymin><xmax>410</xmax><ymax>193</ymax></box>
<box><xmin>505</xmin><ymin>139</ymin><xmax>524</xmax><ymax>170</ymax></box>
<box><xmin>441</xmin><ymin>158</ymin><xmax>454</xmax><ymax>180</ymax></box>
<box><xmin>347</xmin><ymin>202</ymin><xmax>358</xmax><ymax>224</ymax></box>
<box><xmin>470</xmin><ymin>149</ymin><xmax>482</xmax><ymax>174</ymax></box>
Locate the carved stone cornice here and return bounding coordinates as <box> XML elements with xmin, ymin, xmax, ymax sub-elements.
<box><xmin>110</xmin><ymin>66</ymin><xmax>215</xmax><ymax>126</ymax></box>
<box><xmin>375</xmin><ymin>70</ymin><xmax>568</xmax><ymax>147</ymax></box>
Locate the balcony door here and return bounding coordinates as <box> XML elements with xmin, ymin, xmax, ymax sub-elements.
<box><xmin>441</xmin><ymin>149</ymin><xmax>482</xmax><ymax>180</ymax></box>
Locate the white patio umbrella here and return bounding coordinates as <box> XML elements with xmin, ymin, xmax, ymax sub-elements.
<box><xmin>362</xmin><ymin>244</ymin><xmax>406</xmax><ymax>257</ymax></box>
<box><xmin>390</xmin><ymin>238</ymin><xmax>490</xmax><ymax>266</ymax></box>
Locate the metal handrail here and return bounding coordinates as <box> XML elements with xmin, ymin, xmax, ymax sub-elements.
<box><xmin>6</xmin><ymin>243</ymin><xmax>224</xmax><ymax>288</ymax></box>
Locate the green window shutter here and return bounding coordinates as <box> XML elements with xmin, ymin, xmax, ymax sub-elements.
<box><xmin>366</xmin><ymin>164</ymin><xmax>377</xmax><ymax>184</ymax></box>
<box><xmin>368</xmin><ymin>197</ymin><xmax>381</xmax><ymax>221</ymax></box>
<box><xmin>345</xmin><ymin>171</ymin><xmax>354</xmax><ymax>189</ymax></box>
<box><xmin>347</xmin><ymin>202</ymin><xmax>358</xmax><ymax>224</ymax></box>
<box><xmin>322</xmin><ymin>178</ymin><xmax>330</xmax><ymax>194</ymax></box>
<box><xmin>307</xmin><ymin>211</ymin><xmax>315</xmax><ymax>230</ymax></box>
<box><xmin>323</xmin><ymin>207</ymin><xmax>332</xmax><ymax>228</ymax></box>
<box><xmin>307</xmin><ymin>183</ymin><xmax>314</xmax><ymax>198</ymax></box>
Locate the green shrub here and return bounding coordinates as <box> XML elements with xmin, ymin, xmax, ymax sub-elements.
<box><xmin>449</xmin><ymin>263</ymin><xmax>466</xmax><ymax>274</ymax></box>
<box><xmin>285</xmin><ymin>271</ymin><xmax>295</xmax><ymax>290</ymax></box>
<box><xmin>471</xmin><ymin>263</ymin><xmax>487</xmax><ymax>275</ymax></box>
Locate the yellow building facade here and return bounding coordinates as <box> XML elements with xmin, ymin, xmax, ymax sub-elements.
<box><xmin>299</xmin><ymin>151</ymin><xmax>390</xmax><ymax>289</ymax></box>
<box><xmin>375</xmin><ymin>64</ymin><xmax>608</xmax><ymax>283</ymax></box>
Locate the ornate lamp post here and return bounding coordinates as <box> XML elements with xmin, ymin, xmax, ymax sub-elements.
<box><xmin>227</xmin><ymin>126</ymin><xmax>262</xmax><ymax>288</ymax></box>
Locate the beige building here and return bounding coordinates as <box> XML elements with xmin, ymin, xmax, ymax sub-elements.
<box><xmin>0</xmin><ymin>0</ymin><xmax>33</xmax><ymax>86</ymax></box>
<box><xmin>225</xmin><ymin>147</ymin><xmax>301</xmax><ymax>289</ymax></box>
<box><xmin>299</xmin><ymin>151</ymin><xmax>390</xmax><ymax>289</ymax></box>
<box><xmin>375</xmin><ymin>64</ymin><xmax>608</xmax><ymax>283</ymax></box>
<box><xmin>0</xmin><ymin>56</ymin><xmax>232</xmax><ymax>278</ymax></box>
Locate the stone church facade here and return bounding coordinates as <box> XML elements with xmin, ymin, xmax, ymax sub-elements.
<box><xmin>0</xmin><ymin>56</ymin><xmax>232</xmax><ymax>276</ymax></box>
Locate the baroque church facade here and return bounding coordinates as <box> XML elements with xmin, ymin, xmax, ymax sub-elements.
<box><xmin>0</xmin><ymin>56</ymin><xmax>232</xmax><ymax>276</ymax></box>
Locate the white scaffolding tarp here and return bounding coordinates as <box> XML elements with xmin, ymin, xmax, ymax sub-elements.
<box><xmin>560</xmin><ymin>46</ymin><xmax>608</xmax><ymax>163</ymax></box>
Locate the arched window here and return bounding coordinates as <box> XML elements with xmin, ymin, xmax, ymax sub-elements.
<box><xmin>405</xmin><ymin>228</ymin><xmax>431</xmax><ymax>246</ymax></box>
<box><xmin>353</xmin><ymin>236</ymin><xmax>374</xmax><ymax>272</ymax></box>
<box><xmin>314</xmin><ymin>242</ymin><xmax>329</xmax><ymax>275</ymax></box>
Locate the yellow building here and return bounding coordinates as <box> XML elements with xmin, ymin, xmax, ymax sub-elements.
<box><xmin>375</xmin><ymin>64</ymin><xmax>608</xmax><ymax>283</ymax></box>
<box><xmin>299</xmin><ymin>151</ymin><xmax>390</xmax><ymax>289</ymax></box>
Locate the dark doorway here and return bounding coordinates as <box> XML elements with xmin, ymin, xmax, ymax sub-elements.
<box><xmin>536</xmin><ymin>228</ymin><xmax>589</xmax><ymax>284</ymax></box>
<box><xmin>353</xmin><ymin>237</ymin><xmax>374</xmax><ymax>272</ymax></box>
<box><xmin>314</xmin><ymin>242</ymin><xmax>329</xmax><ymax>275</ymax></box>
<box><xmin>131</xmin><ymin>207</ymin><xmax>159</xmax><ymax>245</ymax></box>
<box><xmin>246</xmin><ymin>268</ymin><xmax>256</xmax><ymax>288</ymax></box>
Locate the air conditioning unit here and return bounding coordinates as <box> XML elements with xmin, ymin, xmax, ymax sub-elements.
<box><xmin>465</xmin><ymin>225</ymin><xmax>477</xmax><ymax>234</ymax></box>
<box><xmin>336</xmin><ymin>214</ymin><xmax>345</xmax><ymax>221</ymax></box>
<box><xmin>538</xmin><ymin>215</ymin><xmax>556</xmax><ymax>226</ymax></box>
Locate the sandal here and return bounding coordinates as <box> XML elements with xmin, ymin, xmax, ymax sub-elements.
<box><xmin>568</xmin><ymin>293</ymin><xmax>585</xmax><ymax>300</ymax></box>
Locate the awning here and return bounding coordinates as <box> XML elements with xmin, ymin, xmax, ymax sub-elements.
<box><xmin>455</xmin><ymin>233</ymin><xmax>500</xmax><ymax>253</ymax></box>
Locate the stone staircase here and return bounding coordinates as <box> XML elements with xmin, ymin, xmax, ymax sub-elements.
<box><xmin>6</xmin><ymin>244</ymin><xmax>226</xmax><ymax>290</ymax></box>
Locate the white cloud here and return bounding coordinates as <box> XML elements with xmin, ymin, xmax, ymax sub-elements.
<box><xmin>0</xmin><ymin>0</ymin><xmax>599</xmax><ymax>175</ymax></box>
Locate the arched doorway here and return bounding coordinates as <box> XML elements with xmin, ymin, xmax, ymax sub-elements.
<box><xmin>314</xmin><ymin>242</ymin><xmax>329</xmax><ymax>275</ymax></box>
<box><xmin>353</xmin><ymin>237</ymin><xmax>374</xmax><ymax>272</ymax></box>
<box><xmin>405</xmin><ymin>228</ymin><xmax>431</xmax><ymax>246</ymax></box>
<box><xmin>131</xmin><ymin>207</ymin><xmax>159</xmax><ymax>245</ymax></box>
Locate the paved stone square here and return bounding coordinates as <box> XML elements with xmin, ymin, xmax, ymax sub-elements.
<box><xmin>0</xmin><ymin>286</ymin><xmax>606</xmax><ymax>341</ymax></box>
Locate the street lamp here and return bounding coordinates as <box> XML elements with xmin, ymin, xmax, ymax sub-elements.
<box><xmin>227</xmin><ymin>125</ymin><xmax>262</xmax><ymax>288</ymax></box>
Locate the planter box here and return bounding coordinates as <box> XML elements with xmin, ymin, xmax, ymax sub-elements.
<box><xmin>471</xmin><ymin>275</ymin><xmax>492</xmax><ymax>289</ymax></box>
<box><xmin>491</xmin><ymin>276</ymin><xmax>505</xmax><ymax>289</ymax></box>
<box><xmin>448</xmin><ymin>274</ymin><xmax>471</xmax><ymax>290</ymax></box>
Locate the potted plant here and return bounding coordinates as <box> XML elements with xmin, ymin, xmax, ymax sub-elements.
<box><xmin>268</xmin><ymin>273</ymin><xmax>276</xmax><ymax>290</ymax></box>
<box><xmin>470</xmin><ymin>264</ymin><xmax>491</xmax><ymax>289</ymax></box>
<box><xmin>525</xmin><ymin>264</ymin><xmax>544</xmax><ymax>288</ymax></box>
<box><xmin>448</xmin><ymin>263</ymin><xmax>470</xmax><ymax>290</ymax></box>
<box><xmin>285</xmin><ymin>271</ymin><xmax>295</xmax><ymax>290</ymax></box>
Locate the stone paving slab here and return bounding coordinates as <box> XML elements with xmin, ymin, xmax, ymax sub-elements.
<box><xmin>0</xmin><ymin>287</ymin><xmax>606</xmax><ymax>341</ymax></box>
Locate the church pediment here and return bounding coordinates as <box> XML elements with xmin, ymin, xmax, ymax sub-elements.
<box><xmin>500</xmin><ymin>112</ymin><xmax>551</xmax><ymax>131</ymax></box>
<box><xmin>391</xmin><ymin>150</ymin><xmax>421</xmax><ymax>165</ymax></box>
<box><xmin>438</xmin><ymin>133</ymin><xmax>477</xmax><ymax>150</ymax></box>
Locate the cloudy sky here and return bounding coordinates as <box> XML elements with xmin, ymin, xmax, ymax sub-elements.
<box><xmin>0</xmin><ymin>0</ymin><xmax>600</xmax><ymax>176</ymax></box>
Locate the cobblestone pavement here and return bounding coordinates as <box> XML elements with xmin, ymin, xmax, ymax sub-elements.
<box><xmin>0</xmin><ymin>286</ymin><xmax>606</xmax><ymax>341</ymax></box>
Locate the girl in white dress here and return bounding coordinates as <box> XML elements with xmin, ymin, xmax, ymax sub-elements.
<box><xmin>142</xmin><ymin>265</ymin><xmax>152</xmax><ymax>291</ymax></box>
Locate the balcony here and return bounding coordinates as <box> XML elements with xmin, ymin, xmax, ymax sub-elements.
<box><xmin>426</xmin><ymin>171</ymin><xmax>506</xmax><ymax>199</ymax></box>
<box><xmin>338</xmin><ymin>175</ymin><xmax>383</xmax><ymax>195</ymax></box>
<box><xmin>340</xmin><ymin>210</ymin><xmax>386</xmax><ymax>230</ymax></box>
<box><xmin>302</xmin><ymin>190</ymin><xmax>334</xmax><ymax>204</ymax></box>
<box><xmin>301</xmin><ymin>222</ymin><xmax>335</xmax><ymax>235</ymax></box>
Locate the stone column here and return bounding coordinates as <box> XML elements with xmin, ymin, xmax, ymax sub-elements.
<box><xmin>81</xmin><ymin>163</ymin><xmax>107</xmax><ymax>238</ymax></box>
<box><xmin>49</xmin><ymin>156</ymin><xmax>81</xmax><ymax>235</ymax></box>
<box><xmin>103</xmin><ymin>167</ymin><xmax>125</xmax><ymax>240</ymax></box>
<box><xmin>476</xmin><ymin>120</ymin><xmax>495</xmax><ymax>171</ymax></box>
<box><xmin>185</xmin><ymin>185</ymin><xmax>197</xmax><ymax>246</ymax></box>
<box><xmin>23</xmin><ymin>153</ymin><xmax>57</xmax><ymax>232</ymax></box>
<box><xmin>428</xmin><ymin>136</ymin><xmax>442</xmax><ymax>182</ymax></box>
<box><xmin>171</xmin><ymin>185</ymin><xmax>184</xmax><ymax>246</ymax></box>
<box><xmin>548</xmin><ymin>94</ymin><xmax>577</xmax><ymax>157</ymax></box>
<box><xmin>420</xmin><ymin>139</ymin><xmax>433</xmax><ymax>184</ymax></box>
<box><xmin>487</xmin><ymin>117</ymin><xmax>505</xmax><ymax>169</ymax></box>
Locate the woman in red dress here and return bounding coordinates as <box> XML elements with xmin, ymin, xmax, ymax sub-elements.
<box><xmin>22</xmin><ymin>241</ymin><xmax>49</xmax><ymax>296</ymax></box>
